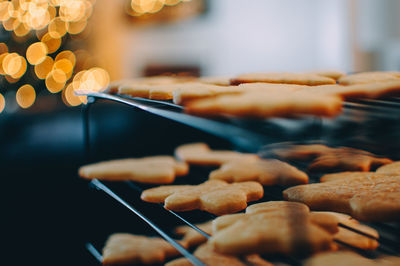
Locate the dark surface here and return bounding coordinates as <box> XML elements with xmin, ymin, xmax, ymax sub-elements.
<box><xmin>1</xmin><ymin>101</ymin><xmax>229</xmax><ymax>265</ymax></box>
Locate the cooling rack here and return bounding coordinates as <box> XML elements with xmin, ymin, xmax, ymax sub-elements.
<box><xmin>78</xmin><ymin>90</ymin><xmax>400</xmax><ymax>265</ymax></box>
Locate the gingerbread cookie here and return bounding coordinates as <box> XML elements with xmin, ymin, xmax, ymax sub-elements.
<box><xmin>283</xmin><ymin>174</ymin><xmax>400</xmax><ymax>221</ymax></box>
<box><xmin>198</xmin><ymin>76</ymin><xmax>232</xmax><ymax>86</ymax></box>
<box><xmin>376</xmin><ymin>161</ymin><xmax>400</xmax><ymax>175</ymax></box>
<box><xmin>175</xmin><ymin>143</ymin><xmax>258</xmax><ymax>166</ymax></box>
<box><xmin>79</xmin><ymin>156</ymin><xmax>188</xmax><ymax>184</ymax></box>
<box><xmin>166</xmin><ymin>244</ymin><xmax>272</xmax><ymax>266</ymax></box>
<box><xmin>174</xmin><ymin>221</ymin><xmax>212</xmax><ymax>247</ymax></box>
<box><xmin>320</xmin><ymin>172</ymin><xmax>375</xmax><ymax>182</ymax></box>
<box><xmin>209</xmin><ymin>157</ymin><xmax>308</xmax><ymax>185</ymax></box>
<box><xmin>210</xmin><ymin>201</ymin><xmax>335</xmax><ymax>256</ymax></box>
<box><xmin>141</xmin><ymin>180</ymin><xmax>263</xmax><ymax>215</ymax></box>
<box><xmin>338</xmin><ymin>71</ymin><xmax>400</xmax><ymax>85</ymax></box>
<box><xmin>102</xmin><ymin>233</ymin><xmax>185</xmax><ymax>265</ymax></box>
<box><xmin>230</xmin><ymin>72</ymin><xmax>336</xmax><ymax>86</ymax></box>
<box><xmin>308</xmin><ymin>152</ymin><xmax>392</xmax><ymax>173</ymax></box>
<box><xmin>185</xmin><ymin>91</ymin><xmax>343</xmax><ymax>118</ymax></box>
<box><xmin>309</xmin><ymin>70</ymin><xmax>345</xmax><ymax>80</ymax></box>
<box><xmin>304</xmin><ymin>251</ymin><xmax>400</xmax><ymax>266</ymax></box>
<box><xmin>313</xmin><ymin>211</ymin><xmax>379</xmax><ymax>250</ymax></box>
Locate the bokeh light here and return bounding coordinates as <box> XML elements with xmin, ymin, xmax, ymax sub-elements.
<box><xmin>16</xmin><ymin>84</ymin><xmax>36</xmax><ymax>108</ymax></box>
<box><xmin>26</xmin><ymin>42</ymin><xmax>48</xmax><ymax>65</ymax></box>
<box><xmin>45</xmin><ymin>69</ymin><xmax>66</xmax><ymax>93</ymax></box>
<box><xmin>41</xmin><ymin>33</ymin><xmax>61</xmax><ymax>53</ymax></box>
<box><xmin>0</xmin><ymin>0</ymin><xmax>109</xmax><ymax>111</ymax></box>
<box><xmin>130</xmin><ymin>0</ymin><xmax>190</xmax><ymax>15</ymax></box>
<box><xmin>0</xmin><ymin>92</ymin><xmax>5</xmax><ymax>113</ymax></box>
<box><xmin>34</xmin><ymin>55</ymin><xmax>54</xmax><ymax>79</ymax></box>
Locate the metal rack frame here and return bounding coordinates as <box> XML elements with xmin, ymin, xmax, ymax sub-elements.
<box><xmin>79</xmin><ymin>90</ymin><xmax>400</xmax><ymax>265</ymax></box>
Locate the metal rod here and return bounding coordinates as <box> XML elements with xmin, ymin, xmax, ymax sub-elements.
<box><xmin>90</xmin><ymin>179</ymin><xmax>205</xmax><ymax>266</ymax></box>
<box><xmin>85</xmin><ymin>243</ymin><xmax>103</xmax><ymax>262</ymax></box>
<box><xmin>125</xmin><ymin>181</ymin><xmax>211</xmax><ymax>239</ymax></box>
<box><xmin>338</xmin><ymin>223</ymin><xmax>379</xmax><ymax>240</ymax></box>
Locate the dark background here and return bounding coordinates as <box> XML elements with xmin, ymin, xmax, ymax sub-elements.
<box><xmin>2</xmin><ymin>101</ymin><xmax>229</xmax><ymax>265</ymax></box>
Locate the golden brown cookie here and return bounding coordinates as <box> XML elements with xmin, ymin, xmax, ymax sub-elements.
<box><xmin>230</xmin><ymin>72</ymin><xmax>336</xmax><ymax>86</ymax></box>
<box><xmin>320</xmin><ymin>172</ymin><xmax>375</xmax><ymax>182</ymax></box>
<box><xmin>376</xmin><ymin>161</ymin><xmax>400</xmax><ymax>175</ymax></box>
<box><xmin>210</xmin><ymin>201</ymin><xmax>335</xmax><ymax>256</ymax></box>
<box><xmin>309</xmin><ymin>70</ymin><xmax>345</xmax><ymax>80</ymax></box>
<box><xmin>308</xmin><ymin>152</ymin><xmax>392</xmax><ymax>173</ymax></box>
<box><xmin>141</xmin><ymin>180</ymin><xmax>263</xmax><ymax>215</ymax></box>
<box><xmin>175</xmin><ymin>143</ymin><xmax>258</xmax><ymax>166</ymax></box>
<box><xmin>304</xmin><ymin>251</ymin><xmax>377</xmax><ymax>266</ymax></box>
<box><xmin>209</xmin><ymin>157</ymin><xmax>308</xmax><ymax>185</ymax></box>
<box><xmin>102</xmin><ymin>233</ymin><xmax>185</xmax><ymax>265</ymax></box>
<box><xmin>79</xmin><ymin>156</ymin><xmax>188</xmax><ymax>184</ymax></box>
<box><xmin>271</xmin><ymin>144</ymin><xmax>337</xmax><ymax>161</ymax></box>
<box><xmin>198</xmin><ymin>76</ymin><xmax>233</xmax><ymax>86</ymax></box>
<box><xmin>283</xmin><ymin>174</ymin><xmax>400</xmax><ymax>222</ymax></box>
<box><xmin>166</xmin><ymin>244</ymin><xmax>272</xmax><ymax>266</ymax></box>
<box><xmin>174</xmin><ymin>221</ymin><xmax>212</xmax><ymax>247</ymax></box>
<box><xmin>312</xmin><ymin>211</ymin><xmax>379</xmax><ymax>250</ymax></box>
<box><xmin>338</xmin><ymin>71</ymin><xmax>400</xmax><ymax>85</ymax></box>
<box><xmin>173</xmin><ymin>85</ymin><xmax>244</xmax><ymax>105</ymax></box>
<box><xmin>185</xmin><ymin>91</ymin><xmax>343</xmax><ymax>118</ymax></box>
<box><xmin>303</xmin><ymin>80</ymin><xmax>400</xmax><ymax>99</ymax></box>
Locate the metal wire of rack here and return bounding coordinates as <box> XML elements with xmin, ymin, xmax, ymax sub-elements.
<box><xmin>80</xmin><ymin>90</ymin><xmax>400</xmax><ymax>265</ymax></box>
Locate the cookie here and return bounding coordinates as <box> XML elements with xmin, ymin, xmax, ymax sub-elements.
<box><xmin>209</xmin><ymin>157</ymin><xmax>308</xmax><ymax>185</ymax></box>
<box><xmin>338</xmin><ymin>71</ymin><xmax>400</xmax><ymax>85</ymax></box>
<box><xmin>175</xmin><ymin>143</ymin><xmax>258</xmax><ymax>166</ymax></box>
<box><xmin>308</xmin><ymin>152</ymin><xmax>392</xmax><ymax>173</ymax></box>
<box><xmin>283</xmin><ymin>174</ymin><xmax>400</xmax><ymax>221</ymax></box>
<box><xmin>271</xmin><ymin>144</ymin><xmax>337</xmax><ymax>161</ymax></box>
<box><xmin>166</xmin><ymin>244</ymin><xmax>272</xmax><ymax>266</ymax></box>
<box><xmin>102</xmin><ymin>233</ymin><xmax>185</xmax><ymax>265</ymax></box>
<box><xmin>309</xmin><ymin>70</ymin><xmax>345</xmax><ymax>80</ymax></box>
<box><xmin>230</xmin><ymin>72</ymin><xmax>336</xmax><ymax>86</ymax></box>
<box><xmin>185</xmin><ymin>91</ymin><xmax>343</xmax><ymax>118</ymax></box>
<box><xmin>79</xmin><ymin>156</ymin><xmax>188</xmax><ymax>184</ymax></box>
<box><xmin>210</xmin><ymin>201</ymin><xmax>335</xmax><ymax>256</ymax></box>
<box><xmin>141</xmin><ymin>180</ymin><xmax>263</xmax><ymax>215</ymax></box>
<box><xmin>198</xmin><ymin>76</ymin><xmax>232</xmax><ymax>86</ymax></box>
<box><xmin>303</xmin><ymin>80</ymin><xmax>400</xmax><ymax>99</ymax></box>
<box><xmin>376</xmin><ymin>161</ymin><xmax>400</xmax><ymax>175</ymax></box>
<box><xmin>173</xmin><ymin>82</ymin><xmax>305</xmax><ymax>105</ymax></box>
<box><xmin>174</xmin><ymin>221</ymin><xmax>212</xmax><ymax>247</ymax></box>
<box><xmin>173</xmin><ymin>85</ymin><xmax>244</xmax><ymax>105</ymax></box>
<box><xmin>320</xmin><ymin>172</ymin><xmax>375</xmax><ymax>182</ymax></box>
<box><xmin>312</xmin><ymin>211</ymin><xmax>379</xmax><ymax>250</ymax></box>
<box><xmin>304</xmin><ymin>251</ymin><xmax>376</xmax><ymax>266</ymax></box>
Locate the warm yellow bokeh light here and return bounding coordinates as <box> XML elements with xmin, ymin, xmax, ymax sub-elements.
<box><xmin>59</xmin><ymin>0</ymin><xmax>86</xmax><ymax>22</ymax></box>
<box><xmin>11</xmin><ymin>55</ymin><xmax>27</xmax><ymax>78</ymax></box>
<box><xmin>45</xmin><ymin>69</ymin><xmax>66</xmax><ymax>93</ymax></box>
<box><xmin>55</xmin><ymin>50</ymin><xmax>76</xmax><ymax>66</ymax></box>
<box><xmin>165</xmin><ymin>0</ymin><xmax>181</xmax><ymax>5</ymax></box>
<box><xmin>0</xmin><ymin>52</ymin><xmax>9</xmax><ymax>74</ymax></box>
<box><xmin>0</xmin><ymin>2</ymin><xmax>12</xmax><ymax>22</ymax></box>
<box><xmin>41</xmin><ymin>32</ymin><xmax>61</xmax><ymax>54</ymax></box>
<box><xmin>26</xmin><ymin>5</ymin><xmax>50</xmax><ymax>30</ymax></box>
<box><xmin>13</xmin><ymin>22</ymin><xmax>30</xmax><ymax>36</ymax></box>
<box><xmin>3</xmin><ymin>52</ymin><xmax>22</xmax><ymax>76</ymax></box>
<box><xmin>62</xmin><ymin>83</ymin><xmax>82</xmax><ymax>106</ymax></box>
<box><xmin>0</xmin><ymin>42</ymin><xmax>8</xmax><ymax>54</ymax></box>
<box><xmin>16</xmin><ymin>84</ymin><xmax>36</xmax><ymax>108</ymax></box>
<box><xmin>53</xmin><ymin>58</ymin><xmax>73</xmax><ymax>79</ymax></box>
<box><xmin>48</xmin><ymin>17</ymin><xmax>68</xmax><ymax>38</ymax></box>
<box><xmin>67</xmin><ymin>19</ymin><xmax>87</xmax><ymax>35</ymax></box>
<box><xmin>34</xmin><ymin>55</ymin><xmax>53</xmax><ymax>79</ymax></box>
<box><xmin>78</xmin><ymin>67</ymin><xmax>110</xmax><ymax>92</ymax></box>
<box><xmin>0</xmin><ymin>92</ymin><xmax>5</xmax><ymax>113</ymax></box>
<box><xmin>26</xmin><ymin>42</ymin><xmax>47</xmax><ymax>65</ymax></box>
<box><xmin>5</xmin><ymin>74</ymin><xmax>20</xmax><ymax>83</ymax></box>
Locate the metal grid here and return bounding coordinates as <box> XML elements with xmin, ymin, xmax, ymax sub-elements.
<box><xmin>80</xmin><ymin>90</ymin><xmax>400</xmax><ymax>265</ymax></box>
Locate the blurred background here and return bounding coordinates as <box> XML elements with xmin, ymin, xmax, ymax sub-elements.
<box><xmin>1</xmin><ymin>0</ymin><xmax>400</xmax><ymax>264</ymax></box>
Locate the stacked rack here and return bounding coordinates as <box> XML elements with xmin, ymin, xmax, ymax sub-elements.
<box><xmin>79</xmin><ymin>90</ymin><xmax>400</xmax><ymax>265</ymax></box>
